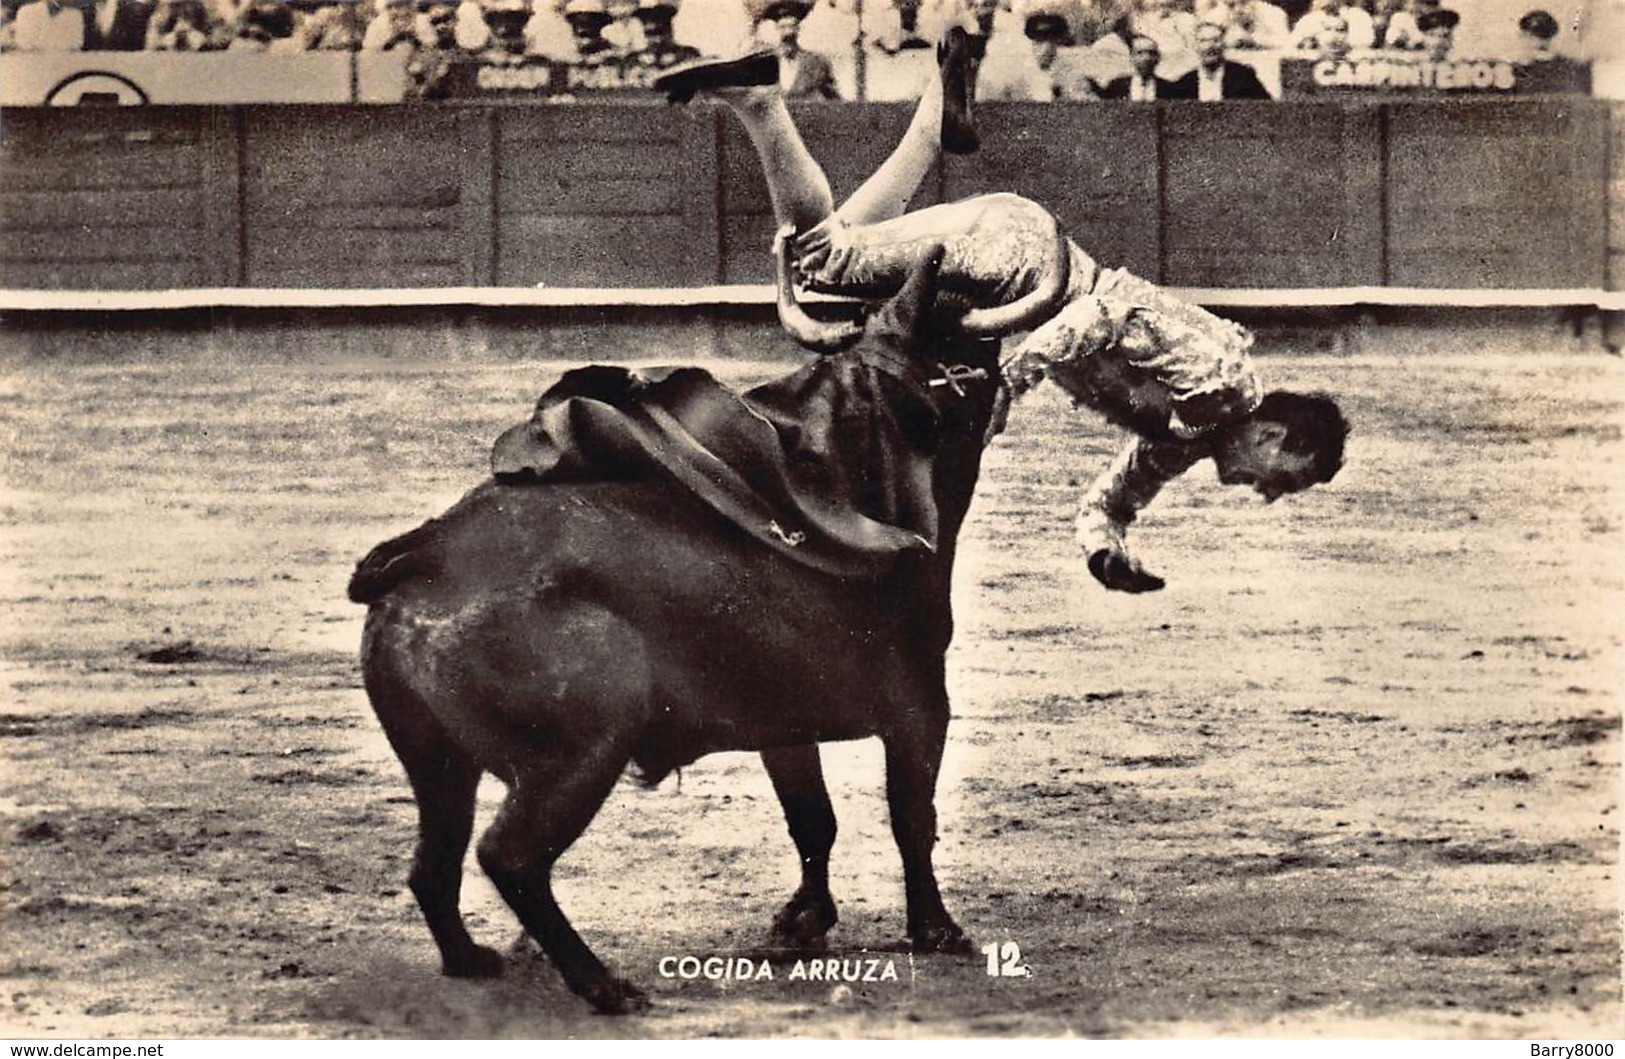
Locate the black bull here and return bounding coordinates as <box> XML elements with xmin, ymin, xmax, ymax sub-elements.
<box><xmin>347</xmin><ymin>249</ymin><xmax>1007</xmax><ymax>1014</ymax></box>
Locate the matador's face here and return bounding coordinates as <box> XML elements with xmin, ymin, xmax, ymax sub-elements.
<box><xmin>1213</xmin><ymin>419</ymin><xmax>1320</xmax><ymax>503</ymax></box>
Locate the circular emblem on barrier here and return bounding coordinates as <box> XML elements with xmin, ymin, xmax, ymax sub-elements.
<box><xmin>44</xmin><ymin>70</ymin><xmax>151</xmax><ymax>107</ymax></box>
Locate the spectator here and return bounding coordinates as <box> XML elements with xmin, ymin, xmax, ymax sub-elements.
<box><xmin>1415</xmin><ymin>4</ymin><xmax>1455</xmax><ymax>59</ymax></box>
<box><xmin>1368</xmin><ymin>0</ymin><xmax>1402</xmax><ymax>47</ymax></box>
<box><xmin>302</xmin><ymin>1</ymin><xmax>365</xmax><ymax>48</ymax></box>
<box><xmin>671</xmin><ymin>0</ymin><xmax>754</xmax><ymax>57</ymax></box>
<box><xmin>86</xmin><ymin>0</ymin><xmax>155</xmax><ymax>48</ymax></box>
<box><xmin>1166</xmin><ymin>17</ymin><xmax>1270</xmax><ymax>95</ymax></box>
<box><xmin>1380</xmin><ymin>0</ymin><xmax>1435</xmax><ymax>50</ymax></box>
<box><xmin>1290</xmin><ymin>0</ymin><xmax>1371</xmax><ymax>50</ymax></box>
<box><xmin>11</xmin><ymin>0</ymin><xmax>87</xmax><ymax>49</ymax></box>
<box><xmin>763</xmin><ymin>0</ymin><xmax>840</xmax><ymax>97</ymax></box>
<box><xmin>146</xmin><ymin>0</ymin><xmax>212</xmax><ymax>48</ymax></box>
<box><xmin>1016</xmin><ymin>6</ymin><xmax>1102</xmax><ymax>98</ymax></box>
<box><xmin>483</xmin><ymin>0</ymin><xmax>539</xmax><ymax>53</ymax></box>
<box><xmin>558</xmin><ymin>0</ymin><xmax>612</xmax><ymax>59</ymax></box>
<box><xmin>453</xmin><ymin>0</ymin><xmax>490</xmax><ymax>48</ymax></box>
<box><xmin>1128</xmin><ymin>0</ymin><xmax>1196</xmax><ymax>68</ymax></box>
<box><xmin>229</xmin><ymin>0</ymin><xmax>297</xmax><ymax>48</ymax></box>
<box><xmin>410</xmin><ymin>0</ymin><xmax>461</xmax><ymax>94</ymax></box>
<box><xmin>633</xmin><ymin>0</ymin><xmax>698</xmax><ymax>64</ymax></box>
<box><xmin>602</xmin><ymin>0</ymin><xmax>643</xmax><ymax>53</ymax></box>
<box><xmin>1197</xmin><ymin>0</ymin><xmax>1286</xmax><ymax>49</ymax></box>
<box><xmin>881</xmin><ymin>0</ymin><xmax>932</xmax><ymax>49</ymax></box>
<box><xmin>965</xmin><ymin>0</ymin><xmax>1041</xmax><ymax>100</ymax></box>
<box><xmin>363</xmin><ymin>0</ymin><xmax>419</xmax><ymax>48</ymax></box>
<box><xmin>1096</xmin><ymin>30</ymin><xmax>1177</xmax><ymax>96</ymax></box>
<box><xmin>1513</xmin><ymin>7</ymin><xmax>1560</xmax><ymax>60</ymax></box>
<box><xmin>1313</xmin><ymin>10</ymin><xmax>1350</xmax><ymax>56</ymax></box>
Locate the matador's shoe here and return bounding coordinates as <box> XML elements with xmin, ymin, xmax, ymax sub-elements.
<box><xmin>938</xmin><ymin>26</ymin><xmax>979</xmax><ymax>155</ymax></box>
<box><xmin>652</xmin><ymin>49</ymin><xmax>779</xmax><ymax>104</ymax></box>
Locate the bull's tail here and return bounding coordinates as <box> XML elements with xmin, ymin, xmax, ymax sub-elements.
<box><xmin>347</xmin><ymin>520</ymin><xmax>448</xmax><ymax>605</ymax></box>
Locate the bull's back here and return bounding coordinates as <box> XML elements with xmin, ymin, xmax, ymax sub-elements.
<box><xmin>359</xmin><ymin>477</ymin><xmax>946</xmax><ymax>756</ymax></box>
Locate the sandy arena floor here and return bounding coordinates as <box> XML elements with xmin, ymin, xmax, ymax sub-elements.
<box><xmin>0</xmin><ymin>343</ymin><xmax>1620</xmax><ymax>1038</ymax></box>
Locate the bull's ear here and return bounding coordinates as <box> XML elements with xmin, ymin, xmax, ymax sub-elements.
<box><xmin>872</xmin><ymin>242</ymin><xmax>947</xmax><ymax>348</ymax></box>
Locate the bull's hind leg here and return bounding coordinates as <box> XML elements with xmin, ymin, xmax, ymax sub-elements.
<box><xmin>476</xmin><ymin>741</ymin><xmax>648</xmax><ymax>1015</ymax></box>
<box><xmin>366</xmin><ymin>669</ymin><xmax>503</xmax><ymax>978</ymax></box>
<box><xmin>882</xmin><ymin>697</ymin><xmax>971</xmax><ymax>954</ymax></box>
<box><xmin>761</xmin><ymin>745</ymin><xmax>839</xmax><ymax>949</ymax></box>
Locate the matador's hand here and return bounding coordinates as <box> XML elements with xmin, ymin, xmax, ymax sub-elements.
<box><xmin>792</xmin><ymin>217</ymin><xmax>846</xmax><ymax>277</ymax></box>
<box><xmin>1086</xmin><ymin>546</ymin><xmax>1166</xmax><ymax>594</ymax></box>
<box><xmin>1077</xmin><ymin>512</ymin><xmax>1165</xmax><ymax>593</ymax></box>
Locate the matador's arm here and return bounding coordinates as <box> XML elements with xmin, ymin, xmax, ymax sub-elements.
<box><xmin>1075</xmin><ymin>435</ymin><xmax>1206</xmax><ymax>593</ymax></box>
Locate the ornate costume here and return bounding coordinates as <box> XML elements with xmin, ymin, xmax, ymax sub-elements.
<box><xmin>792</xmin><ymin>191</ymin><xmax>1264</xmax><ymax>585</ymax></box>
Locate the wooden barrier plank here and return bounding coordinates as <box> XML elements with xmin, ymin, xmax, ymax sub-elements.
<box><xmin>241</xmin><ymin>106</ymin><xmax>463</xmax><ymax>208</ymax></box>
<box><xmin>497</xmin><ymin>175</ymin><xmax>685</xmax><ymax>216</ymax></box>
<box><xmin>0</xmin><ymin>263</ymin><xmax>203</xmax><ymax>291</ymax></box>
<box><xmin>247</xmin><ymin>228</ymin><xmax>462</xmax><ymax>267</ymax></box>
<box><xmin>247</xmin><ymin>264</ymin><xmax>466</xmax><ymax>289</ymax></box>
<box><xmin>2</xmin><ymin>228</ymin><xmax>205</xmax><ymax>262</ymax></box>
<box><xmin>0</xmin><ymin>188</ymin><xmax>206</xmax><ymax>228</ymax></box>
<box><xmin>678</xmin><ymin>107</ymin><xmax>723</xmax><ymax>285</ymax></box>
<box><xmin>944</xmin><ymin>103</ymin><xmax>1161</xmax><ymax>279</ymax></box>
<box><xmin>458</xmin><ymin>108</ymin><xmax>497</xmax><ymax>288</ymax></box>
<box><xmin>1162</xmin><ymin>101</ymin><xmax>1375</xmax><ymax>288</ymax></box>
<box><xmin>0</xmin><ymin>139</ymin><xmax>202</xmax><ymax>192</ymax></box>
<box><xmin>4</xmin><ymin>284</ymin><xmax>1619</xmax><ymax>311</ymax></box>
<box><xmin>1386</xmin><ymin>99</ymin><xmax>1607</xmax><ymax>288</ymax></box>
<box><xmin>498</xmin><ymin>214</ymin><xmax>691</xmax><ymax>286</ymax></box>
<box><xmin>499</xmin><ymin>105</ymin><xmax>681</xmax><ymax>145</ymax></box>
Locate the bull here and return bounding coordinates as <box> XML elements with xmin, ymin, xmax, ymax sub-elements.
<box><xmin>346</xmin><ymin>236</ymin><xmax>1065</xmax><ymax>1015</ymax></box>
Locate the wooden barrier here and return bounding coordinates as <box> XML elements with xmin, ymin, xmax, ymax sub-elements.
<box><xmin>0</xmin><ymin>99</ymin><xmax>1612</xmax><ymax>294</ymax></box>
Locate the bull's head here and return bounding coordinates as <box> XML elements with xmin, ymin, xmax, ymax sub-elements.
<box><xmin>955</xmin><ymin>211</ymin><xmax>1070</xmax><ymax>340</ymax></box>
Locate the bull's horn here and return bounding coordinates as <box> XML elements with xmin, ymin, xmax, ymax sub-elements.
<box><xmin>775</xmin><ymin>225</ymin><xmax>864</xmax><ymax>354</ymax></box>
<box><xmin>956</xmin><ymin>214</ymin><xmax>1071</xmax><ymax>339</ymax></box>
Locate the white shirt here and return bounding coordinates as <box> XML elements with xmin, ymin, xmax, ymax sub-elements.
<box><xmin>1197</xmin><ymin>0</ymin><xmax>1290</xmax><ymax>49</ymax></box>
<box><xmin>1129</xmin><ymin>72</ymin><xmax>1157</xmax><ymax>99</ymax></box>
<box><xmin>11</xmin><ymin>0</ymin><xmax>85</xmax><ymax>50</ymax></box>
<box><xmin>1196</xmin><ymin>61</ymin><xmax>1222</xmax><ymax>99</ymax></box>
<box><xmin>1293</xmin><ymin>7</ymin><xmax>1375</xmax><ymax>50</ymax></box>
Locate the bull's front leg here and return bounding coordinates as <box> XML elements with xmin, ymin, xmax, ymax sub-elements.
<box><xmin>761</xmin><ymin>744</ymin><xmax>840</xmax><ymax>950</ymax></box>
<box><xmin>881</xmin><ymin>695</ymin><xmax>971</xmax><ymax>954</ymax></box>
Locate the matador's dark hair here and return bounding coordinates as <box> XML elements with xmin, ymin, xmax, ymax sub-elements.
<box><xmin>1255</xmin><ymin>390</ymin><xmax>1350</xmax><ymax>486</ymax></box>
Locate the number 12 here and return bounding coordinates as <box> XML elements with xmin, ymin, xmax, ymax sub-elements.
<box><xmin>982</xmin><ymin>940</ymin><xmax>1029</xmax><ymax>978</ymax></box>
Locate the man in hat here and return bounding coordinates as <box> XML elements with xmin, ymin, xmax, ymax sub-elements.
<box><xmin>1415</xmin><ymin>5</ymin><xmax>1457</xmax><ymax>59</ymax></box>
<box><xmin>1380</xmin><ymin>0</ymin><xmax>1437</xmax><ymax>50</ymax></box>
<box><xmin>1165</xmin><ymin>18</ymin><xmax>1271</xmax><ymax>97</ymax></box>
<box><xmin>558</xmin><ymin>0</ymin><xmax>614</xmax><ymax>59</ymax></box>
<box><xmin>653</xmin><ymin>36</ymin><xmax>1349</xmax><ymax>592</ymax></box>
<box><xmin>632</xmin><ymin>0</ymin><xmax>699</xmax><ymax>66</ymax></box>
<box><xmin>980</xmin><ymin>1</ymin><xmax>1102</xmax><ymax>100</ymax></box>
<box><xmin>765</xmin><ymin>0</ymin><xmax>841</xmax><ymax>97</ymax></box>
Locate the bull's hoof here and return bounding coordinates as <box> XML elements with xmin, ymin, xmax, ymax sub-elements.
<box><xmin>768</xmin><ymin>894</ymin><xmax>838</xmax><ymax>951</ymax></box>
<box><xmin>909</xmin><ymin>923</ymin><xmax>972</xmax><ymax>955</ymax></box>
<box><xmin>584</xmin><ymin>977</ymin><xmax>651</xmax><ymax>1016</ymax></box>
<box><xmin>442</xmin><ymin>944</ymin><xmax>505</xmax><ymax>978</ymax></box>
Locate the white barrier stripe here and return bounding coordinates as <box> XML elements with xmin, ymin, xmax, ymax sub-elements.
<box><xmin>1</xmin><ymin>286</ymin><xmax>1622</xmax><ymax>312</ymax></box>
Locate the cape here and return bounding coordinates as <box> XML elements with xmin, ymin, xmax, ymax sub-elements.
<box><xmin>489</xmin><ymin>354</ymin><xmax>947</xmax><ymax>578</ymax></box>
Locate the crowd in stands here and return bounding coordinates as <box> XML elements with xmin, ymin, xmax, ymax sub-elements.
<box><xmin>0</xmin><ymin>0</ymin><xmax>1598</xmax><ymax>99</ymax></box>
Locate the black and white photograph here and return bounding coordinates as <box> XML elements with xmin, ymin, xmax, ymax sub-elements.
<box><xmin>0</xmin><ymin>0</ymin><xmax>1621</xmax><ymax>1040</ymax></box>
